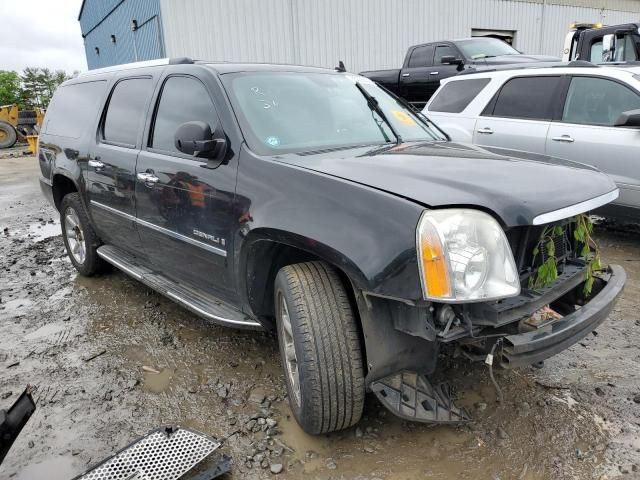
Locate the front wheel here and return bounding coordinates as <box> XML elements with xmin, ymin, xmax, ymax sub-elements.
<box><xmin>274</xmin><ymin>261</ymin><xmax>365</xmax><ymax>434</ymax></box>
<box><xmin>60</xmin><ymin>193</ymin><xmax>105</xmax><ymax>276</ymax></box>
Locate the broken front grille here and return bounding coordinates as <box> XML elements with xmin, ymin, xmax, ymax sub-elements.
<box><xmin>506</xmin><ymin>220</ymin><xmax>578</xmax><ymax>282</ymax></box>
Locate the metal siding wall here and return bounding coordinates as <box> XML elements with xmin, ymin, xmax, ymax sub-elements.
<box><xmin>156</xmin><ymin>0</ymin><xmax>640</xmax><ymax>73</ymax></box>
<box><xmin>79</xmin><ymin>0</ymin><xmax>122</xmax><ymax>35</ymax></box>
<box><xmin>82</xmin><ymin>0</ymin><xmax>164</xmax><ymax>69</ymax></box>
<box><xmin>160</xmin><ymin>0</ymin><xmax>295</xmax><ymax>63</ymax></box>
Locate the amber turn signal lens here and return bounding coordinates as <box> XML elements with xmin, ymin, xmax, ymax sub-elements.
<box><xmin>419</xmin><ymin>225</ymin><xmax>452</xmax><ymax>299</ymax></box>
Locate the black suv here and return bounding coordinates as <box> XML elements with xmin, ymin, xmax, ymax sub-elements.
<box><xmin>38</xmin><ymin>58</ymin><xmax>625</xmax><ymax>434</ymax></box>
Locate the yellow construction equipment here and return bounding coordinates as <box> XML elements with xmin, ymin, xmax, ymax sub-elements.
<box><xmin>0</xmin><ymin>104</ymin><xmax>45</xmax><ymax>152</ymax></box>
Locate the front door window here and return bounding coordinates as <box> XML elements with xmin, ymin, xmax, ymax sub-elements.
<box><xmin>562</xmin><ymin>76</ymin><xmax>640</xmax><ymax>126</ymax></box>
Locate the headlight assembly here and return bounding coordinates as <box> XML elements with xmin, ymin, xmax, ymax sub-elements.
<box><xmin>416</xmin><ymin>209</ymin><xmax>520</xmax><ymax>302</ymax></box>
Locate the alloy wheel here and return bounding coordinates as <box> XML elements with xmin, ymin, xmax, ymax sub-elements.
<box><xmin>278</xmin><ymin>291</ymin><xmax>301</xmax><ymax>405</ymax></box>
<box><xmin>64</xmin><ymin>207</ymin><xmax>86</xmax><ymax>264</ymax></box>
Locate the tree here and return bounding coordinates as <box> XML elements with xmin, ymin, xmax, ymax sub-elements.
<box><xmin>20</xmin><ymin>67</ymin><xmax>44</xmax><ymax>109</ymax></box>
<box><xmin>0</xmin><ymin>70</ymin><xmax>21</xmax><ymax>106</ymax></box>
<box><xmin>19</xmin><ymin>68</ymin><xmax>72</xmax><ymax>109</ymax></box>
<box><xmin>0</xmin><ymin>68</ymin><xmax>73</xmax><ymax>109</ymax></box>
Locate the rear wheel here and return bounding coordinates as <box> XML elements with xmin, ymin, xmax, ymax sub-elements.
<box><xmin>60</xmin><ymin>193</ymin><xmax>106</xmax><ymax>276</ymax></box>
<box><xmin>274</xmin><ymin>261</ymin><xmax>365</xmax><ymax>434</ymax></box>
<box><xmin>0</xmin><ymin>121</ymin><xmax>17</xmax><ymax>149</ymax></box>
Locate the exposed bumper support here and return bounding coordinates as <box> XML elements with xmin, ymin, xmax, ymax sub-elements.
<box><xmin>371</xmin><ymin>371</ymin><xmax>469</xmax><ymax>424</ymax></box>
<box><xmin>501</xmin><ymin>265</ymin><xmax>625</xmax><ymax>368</ymax></box>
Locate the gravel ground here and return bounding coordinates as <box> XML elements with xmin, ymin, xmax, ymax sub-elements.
<box><xmin>1</xmin><ymin>155</ymin><xmax>639</xmax><ymax>480</ymax></box>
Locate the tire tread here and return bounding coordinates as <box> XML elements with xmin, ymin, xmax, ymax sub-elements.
<box><xmin>276</xmin><ymin>261</ymin><xmax>364</xmax><ymax>434</ymax></box>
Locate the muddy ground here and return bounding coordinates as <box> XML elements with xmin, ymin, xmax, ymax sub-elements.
<box><xmin>0</xmin><ymin>152</ymin><xmax>639</xmax><ymax>480</ymax></box>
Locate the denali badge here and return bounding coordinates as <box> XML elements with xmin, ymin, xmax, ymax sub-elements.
<box><xmin>193</xmin><ymin>229</ymin><xmax>226</xmax><ymax>247</ymax></box>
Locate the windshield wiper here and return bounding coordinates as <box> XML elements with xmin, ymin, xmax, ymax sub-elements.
<box><xmin>354</xmin><ymin>82</ymin><xmax>403</xmax><ymax>144</ymax></box>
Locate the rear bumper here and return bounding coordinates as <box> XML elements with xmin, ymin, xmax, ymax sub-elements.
<box><xmin>501</xmin><ymin>265</ymin><xmax>625</xmax><ymax>368</ymax></box>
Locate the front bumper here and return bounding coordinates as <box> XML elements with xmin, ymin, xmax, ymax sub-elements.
<box><xmin>501</xmin><ymin>265</ymin><xmax>625</xmax><ymax>368</ymax></box>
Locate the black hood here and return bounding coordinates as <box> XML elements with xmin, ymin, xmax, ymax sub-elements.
<box><xmin>274</xmin><ymin>142</ymin><xmax>618</xmax><ymax>227</ymax></box>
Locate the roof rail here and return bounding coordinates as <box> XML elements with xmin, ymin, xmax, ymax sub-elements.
<box><xmin>458</xmin><ymin>61</ymin><xmax>599</xmax><ymax>76</ymax></box>
<box><xmin>567</xmin><ymin>60</ymin><xmax>596</xmax><ymax>67</ymax></box>
<box><xmin>78</xmin><ymin>57</ymin><xmax>195</xmax><ymax>77</ymax></box>
<box><xmin>168</xmin><ymin>57</ymin><xmax>195</xmax><ymax>65</ymax></box>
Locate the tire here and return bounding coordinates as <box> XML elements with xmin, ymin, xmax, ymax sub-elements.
<box><xmin>0</xmin><ymin>121</ymin><xmax>17</xmax><ymax>149</ymax></box>
<box><xmin>60</xmin><ymin>193</ymin><xmax>106</xmax><ymax>276</ymax></box>
<box><xmin>274</xmin><ymin>261</ymin><xmax>365</xmax><ymax>434</ymax></box>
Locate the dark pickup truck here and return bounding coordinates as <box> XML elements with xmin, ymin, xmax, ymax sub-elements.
<box><xmin>39</xmin><ymin>59</ymin><xmax>623</xmax><ymax>434</ymax></box>
<box><xmin>361</xmin><ymin>37</ymin><xmax>559</xmax><ymax>107</ymax></box>
<box><xmin>564</xmin><ymin>22</ymin><xmax>640</xmax><ymax>63</ymax></box>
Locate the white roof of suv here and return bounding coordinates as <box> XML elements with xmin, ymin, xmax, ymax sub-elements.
<box><xmin>425</xmin><ymin>63</ymin><xmax>640</xmax><ymax>117</ymax></box>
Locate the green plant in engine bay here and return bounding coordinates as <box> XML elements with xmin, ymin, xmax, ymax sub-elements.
<box><xmin>573</xmin><ymin>213</ymin><xmax>601</xmax><ymax>296</ymax></box>
<box><xmin>529</xmin><ymin>214</ymin><xmax>600</xmax><ymax>296</ymax></box>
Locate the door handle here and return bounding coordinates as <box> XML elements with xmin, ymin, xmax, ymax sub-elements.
<box><xmin>401</xmin><ymin>73</ymin><xmax>410</xmax><ymax>77</ymax></box>
<box><xmin>430</xmin><ymin>71</ymin><xmax>439</xmax><ymax>75</ymax></box>
<box><xmin>88</xmin><ymin>159</ymin><xmax>104</xmax><ymax>169</ymax></box>
<box><xmin>551</xmin><ymin>135</ymin><xmax>574</xmax><ymax>143</ymax></box>
<box><xmin>477</xmin><ymin>127</ymin><xmax>494</xmax><ymax>134</ymax></box>
<box><xmin>137</xmin><ymin>172</ymin><xmax>159</xmax><ymax>187</ymax></box>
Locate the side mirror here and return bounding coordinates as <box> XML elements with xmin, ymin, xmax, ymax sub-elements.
<box><xmin>174</xmin><ymin>121</ymin><xmax>227</xmax><ymax>164</ymax></box>
<box><xmin>602</xmin><ymin>34</ymin><xmax>616</xmax><ymax>62</ymax></box>
<box><xmin>440</xmin><ymin>55</ymin><xmax>464</xmax><ymax>69</ymax></box>
<box><xmin>614</xmin><ymin>109</ymin><xmax>640</xmax><ymax>127</ymax></box>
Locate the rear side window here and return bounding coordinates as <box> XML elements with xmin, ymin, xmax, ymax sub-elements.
<box><xmin>428</xmin><ymin>78</ymin><xmax>491</xmax><ymax>113</ymax></box>
<box><xmin>151</xmin><ymin>76</ymin><xmax>219</xmax><ymax>154</ymax></box>
<box><xmin>102</xmin><ymin>78</ymin><xmax>152</xmax><ymax>147</ymax></box>
<box><xmin>44</xmin><ymin>81</ymin><xmax>106</xmax><ymax>138</ymax></box>
<box><xmin>489</xmin><ymin>76</ymin><xmax>561</xmax><ymax>120</ymax></box>
<box><xmin>408</xmin><ymin>46</ymin><xmax>434</xmax><ymax>68</ymax></box>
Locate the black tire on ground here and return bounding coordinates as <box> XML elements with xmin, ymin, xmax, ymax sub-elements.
<box><xmin>0</xmin><ymin>121</ymin><xmax>17</xmax><ymax>149</ymax></box>
<box><xmin>60</xmin><ymin>193</ymin><xmax>106</xmax><ymax>276</ymax></box>
<box><xmin>274</xmin><ymin>261</ymin><xmax>365</xmax><ymax>434</ymax></box>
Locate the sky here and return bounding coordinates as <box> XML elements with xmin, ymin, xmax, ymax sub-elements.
<box><xmin>0</xmin><ymin>0</ymin><xmax>87</xmax><ymax>74</ymax></box>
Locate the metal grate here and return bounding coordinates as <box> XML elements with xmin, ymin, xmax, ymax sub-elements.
<box><xmin>540</xmin><ymin>227</ymin><xmax>571</xmax><ymax>265</ymax></box>
<box><xmin>77</xmin><ymin>427</ymin><xmax>220</xmax><ymax>480</ymax></box>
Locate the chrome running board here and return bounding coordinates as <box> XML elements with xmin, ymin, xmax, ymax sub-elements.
<box><xmin>97</xmin><ymin>245</ymin><xmax>262</xmax><ymax>330</ymax></box>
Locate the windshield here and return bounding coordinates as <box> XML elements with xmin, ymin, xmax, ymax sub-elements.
<box><xmin>457</xmin><ymin>38</ymin><xmax>519</xmax><ymax>59</ymax></box>
<box><xmin>221</xmin><ymin>72</ymin><xmax>444</xmax><ymax>155</ymax></box>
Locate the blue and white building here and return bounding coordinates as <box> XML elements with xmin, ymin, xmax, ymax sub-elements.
<box><xmin>79</xmin><ymin>0</ymin><xmax>640</xmax><ymax>72</ymax></box>
<box><xmin>79</xmin><ymin>0</ymin><xmax>165</xmax><ymax>69</ymax></box>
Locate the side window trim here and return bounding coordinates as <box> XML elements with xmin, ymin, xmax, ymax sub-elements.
<box><xmin>146</xmin><ymin>73</ymin><xmax>222</xmax><ymax>160</ymax></box>
<box><xmin>99</xmin><ymin>75</ymin><xmax>152</xmax><ymax>149</ymax></box>
<box><xmin>551</xmin><ymin>75</ymin><xmax>571</xmax><ymax>121</ymax></box>
<box><xmin>480</xmin><ymin>75</ymin><xmax>562</xmax><ymax>120</ymax></box>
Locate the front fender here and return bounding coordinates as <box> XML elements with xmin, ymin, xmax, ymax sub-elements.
<box><xmin>234</xmin><ymin>147</ymin><xmax>425</xmax><ymax>300</ymax></box>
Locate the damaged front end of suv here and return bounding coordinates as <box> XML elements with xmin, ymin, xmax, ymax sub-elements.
<box><xmin>356</xmin><ymin>196</ymin><xmax>625</xmax><ymax>424</ymax></box>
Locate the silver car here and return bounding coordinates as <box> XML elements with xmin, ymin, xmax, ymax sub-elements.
<box><xmin>424</xmin><ymin>64</ymin><xmax>640</xmax><ymax>221</ymax></box>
